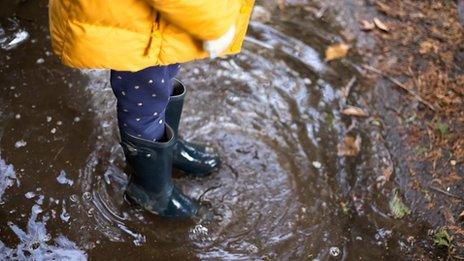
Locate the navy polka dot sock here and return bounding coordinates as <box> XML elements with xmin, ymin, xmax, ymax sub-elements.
<box><xmin>110</xmin><ymin>64</ymin><xmax>180</xmax><ymax>141</ymax></box>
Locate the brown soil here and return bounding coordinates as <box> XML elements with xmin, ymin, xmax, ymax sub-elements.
<box><xmin>368</xmin><ymin>1</ymin><xmax>464</xmax><ymax>257</ymax></box>
<box><xmin>281</xmin><ymin>0</ymin><xmax>463</xmax><ymax>258</ymax></box>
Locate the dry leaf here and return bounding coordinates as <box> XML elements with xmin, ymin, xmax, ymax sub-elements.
<box><xmin>373</xmin><ymin>17</ymin><xmax>389</xmax><ymax>32</ymax></box>
<box><xmin>325</xmin><ymin>43</ymin><xmax>350</xmax><ymax>61</ymax></box>
<box><xmin>443</xmin><ymin>208</ymin><xmax>456</xmax><ymax>225</ymax></box>
<box><xmin>383</xmin><ymin>165</ymin><xmax>393</xmax><ymax>181</ymax></box>
<box><xmin>419</xmin><ymin>40</ymin><xmax>439</xmax><ymax>54</ymax></box>
<box><xmin>360</xmin><ymin>20</ymin><xmax>375</xmax><ymax>31</ymax></box>
<box><xmin>337</xmin><ymin>135</ymin><xmax>361</xmax><ymax>157</ymax></box>
<box><xmin>375</xmin><ymin>2</ymin><xmax>391</xmax><ymax>14</ymax></box>
<box><xmin>340</xmin><ymin>106</ymin><xmax>369</xmax><ymax>117</ymax></box>
<box><xmin>459</xmin><ymin>210</ymin><xmax>464</xmax><ymax>221</ymax></box>
<box><xmin>377</xmin><ymin>165</ymin><xmax>393</xmax><ymax>188</ymax></box>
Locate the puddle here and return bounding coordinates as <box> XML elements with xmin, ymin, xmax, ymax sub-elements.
<box><xmin>0</xmin><ymin>1</ymin><xmax>433</xmax><ymax>259</ymax></box>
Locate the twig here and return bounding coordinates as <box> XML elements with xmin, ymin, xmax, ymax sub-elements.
<box><xmin>362</xmin><ymin>65</ymin><xmax>437</xmax><ymax>111</ymax></box>
<box><xmin>341</xmin><ymin>76</ymin><xmax>357</xmax><ymax>104</ymax></box>
<box><xmin>53</xmin><ymin>146</ymin><xmax>64</xmax><ymax>161</ymax></box>
<box><xmin>429</xmin><ymin>185</ymin><xmax>464</xmax><ymax>201</ymax></box>
<box><xmin>316</xmin><ymin>6</ymin><xmax>328</xmax><ymax>18</ymax></box>
<box><xmin>197</xmin><ymin>184</ymin><xmax>223</xmax><ymax>202</ymax></box>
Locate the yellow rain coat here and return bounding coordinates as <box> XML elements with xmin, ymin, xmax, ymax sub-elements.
<box><xmin>49</xmin><ymin>0</ymin><xmax>254</xmax><ymax>71</ymax></box>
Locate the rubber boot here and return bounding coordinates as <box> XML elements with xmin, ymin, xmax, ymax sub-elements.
<box><xmin>121</xmin><ymin>124</ymin><xmax>198</xmax><ymax>218</ymax></box>
<box><xmin>166</xmin><ymin>79</ymin><xmax>221</xmax><ymax>176</ymax></box>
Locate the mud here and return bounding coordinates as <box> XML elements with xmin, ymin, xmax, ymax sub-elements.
<box><xmin>0</xmin><ymin>1</ymin><xmax>440</xmax><ymax>260</ymax></box>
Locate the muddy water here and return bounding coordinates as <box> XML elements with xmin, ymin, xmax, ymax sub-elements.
<box><xmin>0</xmin><ymin>1</ymin><xmax>433</xmax><ymax>260</ymax></box>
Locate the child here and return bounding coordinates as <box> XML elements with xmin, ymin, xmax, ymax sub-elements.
<box><xmin>49</xmin><ymin>0</ymin><xmax>254</xmax><ymax>218</ymax></box>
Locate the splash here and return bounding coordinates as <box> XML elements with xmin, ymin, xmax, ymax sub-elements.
<box><xmin>0</xmin><ymin>20</ymin><xmax>29</xmax><ymax>51</ymax></box>
<box><xmin>57</xmin><ymin>170</ymin><xmax>74</xmax><ymax>186</ymax></box>
<box><xmin>1</xmin><ymin>205</ymin><xmax>87</xmax><ymax>260</ymax></box>
<box><xmin>0</xmin><ymin>158</ymin><xmax>18</xmax><ymax>201</ymax></box>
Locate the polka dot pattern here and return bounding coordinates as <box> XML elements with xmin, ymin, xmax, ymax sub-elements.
<box><xmin>110</xmin><ymin>64</ymin><xmax>180</xmax><ymax>141</ymax></box>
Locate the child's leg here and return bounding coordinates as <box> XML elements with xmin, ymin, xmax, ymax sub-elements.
<box><xmin>110</xmin><ymin>64</ymin><xmax>180</xmax><ymax>141</ymax></box>
<box><xmin>112</xmin><ymin>64</ymin><xmax>197</xmax><ymax>218</ymax></box>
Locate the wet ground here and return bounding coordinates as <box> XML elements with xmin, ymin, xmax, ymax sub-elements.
<box><xmin>0</xmin><ymin>1</ymin><xmax>440</xmax><ymax>260</ymax></box>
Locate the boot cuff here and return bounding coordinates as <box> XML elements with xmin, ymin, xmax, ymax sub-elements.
<box><xmin>171</xmin><ymin>78</ymin><xmax>186</xmax><ymax>101</ymax></box>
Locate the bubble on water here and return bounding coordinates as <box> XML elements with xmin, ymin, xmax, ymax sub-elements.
<box><xmin>50</xmin><ymin>128</ymin><xmax>57</xmax><ymax>134</ymax></box>
<box><xmin>25</xmin><ymin>191</ymin><xmax>36</xmax><ymax>199</ymax></box>
<box><xmin>246</xmin><ymin>244</ymin><xmax>259</xmax><ymax>254</ymax></box>
<box><xmin>69</xmin><ymin>194</ymin><xmax>79</xmax><ymax>203</ymax></box>
<box><xmin>375</xmin><ymin>228</ymin><xmax>392</xmax><ymax>246</ymax></box>
<box><xmin>14</xmin><ymin>140</ymin><xmax>27</xmax><ymax>148</ymax></box>
<box><xmin>14</xmin><ymin>114</ymin><xmax>21</xmax><ymax>119</ymax></box>
<box><xmin>36</xmin><ymin>58</ymin><xmax>45</xmax><ymax>64</ymax></box>
<box><xmin>192</xmin><ymin>224</ymin><xmax>208</xmax><ymax>234</ymax></box>
<box><xmin>312</xmin><ymin>161</ymin><xmax>322</xmax><ymax>169</ymax></box>
<box><xmin>82</xmin><ymin>192</ymin><xmax>92</xmax><ymax>201</ymax></box>
<box><xmin>101</xmin><ymin>121</ymin><xmax>111</xmax><ymax>128</ymax></box>
<box><xmin>87</xmin><ymin>208</ymin><xmax>95</xmax><ymax>217</ymax></box>
<box><xmin>57</xmin><ymin>121</ymin><xmax>63</xmax><ymax>126</ymax></box>
<box><xmin>329</xmin><ymin>246</ymin><xmax>341</xmax><ymax>257</ymax></box>
<box><xmin>73</xmin><ymin>117</ymin><xmax>81</xmax><ymax>122</ymax></box>
<box><xmin>56</xmin><ymin>170</ymin><xmax>74</xmax><ymax>186</ymax></box>
<box><xmin>46</xmin><ymin>116</ymin><xmax>52</xmax><ymax>122</ymax></box>
<box><xmin>44</xmin><ymin>233</ymin><xmax>52</xmax><ymax>242</ymax></box>
<box><xmin>60</xmin><ymin>207</ymin><xmax>70</xmax><ymax>223</ymax></box>
<box><xmin>189</xmin><ymin>224</ymin><xmax>211</xmax><ymax>242</ymax></box>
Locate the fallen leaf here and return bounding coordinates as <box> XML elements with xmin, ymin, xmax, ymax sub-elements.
<box><xmin>337</xmin><ymin>135</ymin><xmax>361</xmax><ymax>157</ymax></box>
<box><xmin>433</xmin><ymin>229</ymin><xmax>453</xmax><ymax>249</ymax></box>
<box><xmin>383</xmin><ymin>165</ymin><xmax>393</xmax><ymax>181</ymax></box>
<box><xmin>340</xmin><ymin>106</ymin><xmax>369</xmax><ymax>117</ymax></box>
<box><xmin>325</xmin><ymin>43</ymin><xmax>350</xmax><ymax>61</ymax></box>
<box><xmin>459</xmin><ymin>210</ymin><xmax>464</xmax><ymax>221</ymax></box>
<box><xmin>434</xmin><ymin>121</ymin><xmax>449</xmax><ymax>136</ymax></box>
<box><xmin>419</xmin><ymin>40</ymin><xmax>439</xmax><ymax>54</ymax></box>
<box><xmin>375</xmin><ymin>2</ymin><xmax>391</xmax><ymax>14</ymax></box>
<box><xmin>373</xmin><ymin>17</ymin><xmax>389</xmax><ymax>32</ymax></box>
<box><xmin>389</xmin><ymin>193</ymin><xmax>411</xmax><ymax>219</ymax></box>
<box><xmin>443</xmin><ymin>208</ymin><xmax>456</xmax><ymax>225</ymax></box>
<box><xmin>376</xmin><ymin>165</ymin><xmax>393</xmax><ymax>188</ymax></box>
<box><xmin>360</xmin><ymin>20</ymin><xmax>375</xmax><ymax>31</ymax></box>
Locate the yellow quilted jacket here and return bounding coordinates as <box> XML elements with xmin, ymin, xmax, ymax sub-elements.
<box><xmin>49</xmin><ymin>0</ymin><xmax>254</xmax><ymax>71</ymax></box>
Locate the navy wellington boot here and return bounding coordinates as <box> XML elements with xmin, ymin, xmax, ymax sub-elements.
<box><xmin>121</xmin><ymin>125</ymin><xmax>198</xmax><ymax>218</ymax></box>
<box><xmin>166</xmin><ymin>79</ymin><xmax>220</xmax><ymax>177</ymax></box>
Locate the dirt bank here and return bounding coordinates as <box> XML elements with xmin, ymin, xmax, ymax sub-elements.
<box><xmin>287</xmin><ymin>0</ymin><xmax>464</xmax><ymax>258</ymax></box>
